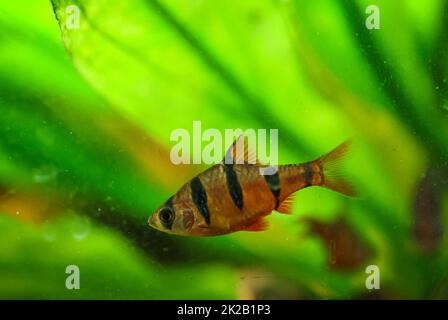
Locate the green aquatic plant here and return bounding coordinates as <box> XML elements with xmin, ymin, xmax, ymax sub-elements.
<box><xmin>0</xmin><ymin>0</ymin><xmax>447</xmax><ymax>299</ymax></box>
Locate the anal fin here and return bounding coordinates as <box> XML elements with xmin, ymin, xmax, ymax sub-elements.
<box><xmin>276</xmin><ymin>194</ymin><xmax>295</xmax><ymax>214</ymax></box>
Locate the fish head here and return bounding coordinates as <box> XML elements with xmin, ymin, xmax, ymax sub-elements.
<box><xmin>148</xmin><ymin>199</ymin><xmax>197</xmax><ymax>236</ymax></box>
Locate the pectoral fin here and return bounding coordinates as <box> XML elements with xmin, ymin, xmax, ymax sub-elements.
<box><xmin>233</xmin><ymin>217</ymin><xmax>269</xmax><ymax>232</ymax></box>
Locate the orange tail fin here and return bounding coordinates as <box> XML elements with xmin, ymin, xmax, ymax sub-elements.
<box><xmin>316</xmin><ymin>140</ymin><xmax>356</xmax><ymax>197</ymax></box>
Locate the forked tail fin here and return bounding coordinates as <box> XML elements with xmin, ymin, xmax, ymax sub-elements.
<box><xmin>316</xmin><ymin>140</ymin><xmax>356</xmax><ymax>197</ymax></box>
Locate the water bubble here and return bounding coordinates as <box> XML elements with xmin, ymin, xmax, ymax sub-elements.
<box><xmin>442</xmin><ymin>101</ymin><xmax>448</xmax><ymax>111</ymax></box>
<box><xmin>32</xmin><ymin>165</ymin><xmax>58</xmax><ymax>184</ymax></box>
<box><xmin>70</xmin><ymin>215</ymin><xmax>91</xmax><ymax>241</ymax></box>
<box><xmin>42</xmin><ymin>223</ymin><xmax>56</xmax><ymax>242</ymax></box>
<box><xmin>73</xmin><ymin>230</ymin><xmax>89</xmax><ymax>241</ymax></box>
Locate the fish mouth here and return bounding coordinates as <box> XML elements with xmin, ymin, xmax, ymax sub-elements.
<box><xmin>148</xmin><ymin>214</ymin><xmax>157</xmax><ymax>229</ymax></box>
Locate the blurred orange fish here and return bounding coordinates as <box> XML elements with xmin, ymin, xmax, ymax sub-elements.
<box><xmin>148</xmin><ymin>137</ymin><xmax>355</xmax><ymax>236</ymax></box>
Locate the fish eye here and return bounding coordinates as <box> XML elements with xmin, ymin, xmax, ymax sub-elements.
<box><xmin>159</xmin><ymin>207</ymin><xmax>174</xmax><ymax>229</ymax></box>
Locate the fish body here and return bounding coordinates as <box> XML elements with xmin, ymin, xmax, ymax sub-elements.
<box><xmin>148</xmin><ymin>138</ymin><xmax>354</xmax><ymax>236</ymax></box>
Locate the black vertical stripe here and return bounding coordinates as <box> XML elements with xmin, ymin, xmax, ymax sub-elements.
<box><xmin>304</xmin><ymin>163</ymin><xmax>313</xmax><ymax>186</ymax></box>
<box><xmin>190</xmin><ymin>177</ymin><xmax>211</xmax><ymax>225</ymax></box>
<box><xmin>223</xmin><ymin>164</ymin><xmax>244</xmax><ymax>210</ymax></box>
<box><xmin>263</xmin><ymin>170</ymin><xmax>281</xmax><ymax>209</ymax></box>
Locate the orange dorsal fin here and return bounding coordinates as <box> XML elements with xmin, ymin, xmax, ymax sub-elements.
<box><xmin>276</xmin><ymin>194</ymin><xmax>295</xmax><ymax>214</ymax></box>
<box><xmin>223</xmin><ymin>135</ymin><xmax>261</xmax><ymax>165</ymax></box>
<box><xmin>233</xmin><ymin>217</ymin><xmax>269</xmax><ymax>232</ymax></box>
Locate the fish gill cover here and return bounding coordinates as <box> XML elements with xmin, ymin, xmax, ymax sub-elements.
<box><xmin>0</xmin><ymin>0</ymin><xmax>447</xmax><ymax>299</ymax></box>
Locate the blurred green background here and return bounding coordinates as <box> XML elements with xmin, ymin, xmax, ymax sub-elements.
<box><xmin>0</xmin><ymin>0</ymin><xmax>447</xmax><ymax>299</ymax></box>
